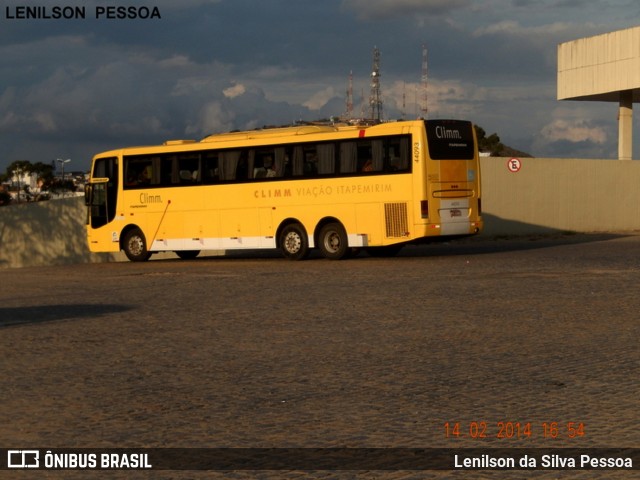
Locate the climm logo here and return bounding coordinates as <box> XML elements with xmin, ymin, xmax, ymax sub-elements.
<box><xmin>140</xmin><ymin>193</ymin><xmax>162</xmax><ymax>204</ymax></box>
<box><xmin>254</xmin><ymin>188</ymin><xmax>292</xmax><ymax>199</ymax></box>
<box><xmin>435</xmin><ymin>126</ymin><xmax>462</xmax><ymax>139</ymax></box>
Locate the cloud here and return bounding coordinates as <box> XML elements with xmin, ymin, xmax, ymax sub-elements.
<box><xmin>33</xmin><ymin>112</ymin><xmax>57</xmax><ymax>132</ymax></box>
<box><xmin>473</xmin><ymin>20</ymin><xmax>600</xmax><ymax>40</ymax></box>
<box><xmin>157</xmin><ymin>55</ymin><xmax>194</xmax><ymax>68</ymax></box>
<box><xmin>186</xmin><ymin>101</ymin><xmax>235</xmax><ymax>137</ymax></box>
<box><xmin>223</xmin><ymin>84</ymin><xmax>246</xmax><ymax>99</ymax></box>
<box><xmin>2</xmin><ymin>0</ymin><xmax>639</xmax><ymax>172</ymax></box>
<box><xmin>151</xmin><ymin>0</ymin><xmax>221</xmax><ymax>8</ymax></box>
<box><xmin>342</xmin><ymin>0</ymin><xmax>470</xmax><ymax>20</ymax></box>
<box><xmin>303</xmin><ymin>87</ymin><xmax>336</xmax><ymax>111</ymax></box>
<box><xmin>541</xmin><ymin>119</ymin><xmax>607</xmax><ymax>144</ymax></box>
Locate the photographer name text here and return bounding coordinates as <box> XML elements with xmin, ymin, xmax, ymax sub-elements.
<box><xmin>4</xmin><ymin>5</ymin><xmax>161</xmax><ymax>20</ymax></box>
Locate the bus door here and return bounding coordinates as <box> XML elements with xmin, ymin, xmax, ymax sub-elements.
<box><xmin>86</xmin><ymin>156</ymin><xmax>119</xmax><ymax>229</ymax></box>
<box><xmin>425</xmin><ymin>120</ymin><xmax>477</xmax><ymax>235</ymax></box>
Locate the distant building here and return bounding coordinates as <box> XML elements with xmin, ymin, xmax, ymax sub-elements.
<box><xmin>558</xmin><ymin>26</ymin><xmax>640</xmax><ymax>160</ymax></box>
<box><xmin>10</xmin><ymin>170</ymin><xmax>39</xmax><ymax>191</ymax></box>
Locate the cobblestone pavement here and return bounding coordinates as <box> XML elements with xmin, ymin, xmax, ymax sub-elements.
<box><xmin>1</xmin><ymin>233</ymin><xmax>640</xmax><ymax>479</ymax></box>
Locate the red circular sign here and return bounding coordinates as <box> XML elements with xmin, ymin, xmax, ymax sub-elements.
<box><xmin>507</xmin><ymin>158</ymin><xmax>522</xmax><ymax>173</ymax></box>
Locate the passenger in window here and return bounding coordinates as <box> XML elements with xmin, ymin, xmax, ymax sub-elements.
<box><xmin>236</xmin><ymin>158</ymin><xmax>248</xmax><ymax>180</ymax></box>
<box><xmin>304</xmin><ymin>153</ymin><xmax>318</xmax><ymax>175</ymax></box>
<box><xmin>179</xmin><ymin>170</ymin><xmax>193</xmax><ymax>182</ymax></box>
<box><xmin>362</xmin><ymin>159</ymin><xmax>373</xmax><ymax>172</ymax></box>
<box><xmin>126</xmin><ymin>170</ymin><xmax>139</xmax><ymax>186</ymax></box>
<box><xmin>264</xmin><ymin>157</ymin><xmax>276</xmax><ymax>178</ymax></box>
<box><xmin>136</xmin><ymin>165</ymin><xmax>151</xmax><ymax>185</ymax></box>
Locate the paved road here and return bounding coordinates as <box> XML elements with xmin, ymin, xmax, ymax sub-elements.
<box><xmin>1</xmin><ymin>233</ymin><xmax>640</xmax><ymax>479</ymax></box>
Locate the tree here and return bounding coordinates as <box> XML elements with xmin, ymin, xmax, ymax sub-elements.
<box><xmin>475</xmin><ymin>126</ymin><xmax>504</xmax><ymax>156</ymax></box>
<box><xmin>32</xmin><ymin>162</ymin><xmax>54</xmax><ymax>183</ymax></box>
<box><xmin>3</xmin><ymin>160</ymin><xmax>59</xmax><ymax>202</ymax></box>
<box><xmin>5</xmin><ymin>160</ymin><xmax>33</xmax><ymax>202</ymax></box>
<box><xmin>6</xmin><ymin>160</ymin><xmax>33</xmax><ymax>177</ymax></box>
<box><xmin>31</xmin><ymin>162</ymin><xmax>55</xmax><ymax>196</ymax></box>
<box><xmin>474</xmin><ymin>125</ymin><xmax>532</xmax><ymax>157</ymax></box>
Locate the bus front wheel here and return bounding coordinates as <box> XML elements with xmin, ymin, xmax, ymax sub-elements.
<box><xmin>318</xmin><ymin>222</ymin><xmax>349</xmax><ymax>260</ymax></box>
<box><xmin>279</xmin><ymin>223</ymin><xmax>309</xmax><ymax>260</ymax></box>
<box><xmin>122</xmin><ymin>228</ymin><xmax>152</xmax><ymax>262</ymax></box>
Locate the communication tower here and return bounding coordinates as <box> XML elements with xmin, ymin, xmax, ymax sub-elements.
<box><xmin>369</xmin><ymin>46</ymin><xmax>383</xmax><ymax>121</ymax></box>
<box><xmin>345</xmin><ymin>70</ymin><xmax>353</xmax><ymax>121</ymax></box>
<box><xmin>401</xmin><ymin>82</ymin><xmax>406</xmax><ymax>119</ymax></box>
<box><xmin>420</xmin><ymin>44</ymin><xmax>428</xmax><ymax>118</ymax></box>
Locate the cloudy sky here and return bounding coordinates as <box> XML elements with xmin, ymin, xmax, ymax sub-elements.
<box><xmin>1</xmin><ymin>0</ymin><xmax>639</xmax><ymax>173</ymax></box>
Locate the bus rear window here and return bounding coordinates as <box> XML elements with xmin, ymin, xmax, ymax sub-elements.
<box><xmin>425</xmin><ymin>120</ymin><xmax>475</xmax><ymax>160</ymax></box>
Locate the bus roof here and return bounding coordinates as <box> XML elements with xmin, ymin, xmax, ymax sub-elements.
<box><xmin>200</xmin><ymin>125</ymin><xmax>342</xmax><ymax>144</ymax></box>
<box><xmin>93</xmin><ymin>120</ymin><xmax>433</xmax><ymax>159</ymax></box>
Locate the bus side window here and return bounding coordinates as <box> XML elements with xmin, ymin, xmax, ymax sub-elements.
<box><xmin>282</xmin><ymin>149</ymin><xmax>293</xmax><ymax>177</ymax></box>
<box><xmin>202</xmin><ymin>153</ymin><xmax>219</xmax><ymax>184</ymax></box>
<box><xmin>254</xmin><ymin>147</ymin><xmax>284</xmax><ymax>179</ymax></box>
<box><xmin>291</xmin><ymin>146</ymin><xmax>304</xmax><ymax>176</ymax></box>
<box><xmin>317</xmin><ymin>143</ymin><xmax>335</xmax><ymax>175</ymax></box>
<box><xmin>339</xmin><ymin>141</ymin><xmax>357</xmax><ymax>173</ymax></box>
<box><xmin>395</xmin><ymin>137</ymin><xmax>410</xmax><ymax>171</ymax></box>
<box><xmin>125</xmin><ymin>157</ymin><xmax>153</xmax><ymax>187</ymax></box>
<box><xmin>218</xmin><ymin>150</ymin><xmax>241</xmax><ymax>181</ymax></box>
<box><xmin>159</xmin><ymin>155</ymin><xmax>178</xmax><ymax>186</ymax></box>
<box><xmin>274</xmin><ymin>147</ymin><xmax>286</xmax><ymax>178</ymax></box>
<box><xmin>177</xmin><ymin>154</ymin><xmax>200</xmax><ymax>184</ymax></box>
<box><xmin>304</xmin><ymin>147</ymin><xmax>318</xmax><ymax>176</ymax></box>
<box><xmin>356</xmin><ymin>141</ymin><xmax>372</xmax><ymax>172</ymax></box>
<box><xmin>236</xmin><ymin>152</ymin><xmax>248</xmax><ymax>181</ymax></box>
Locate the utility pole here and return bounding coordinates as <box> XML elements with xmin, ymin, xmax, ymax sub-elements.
<box><xmin>57</xmin><ymin>158</ymin><xmax>71</xmax><ymax>197</ymax></box>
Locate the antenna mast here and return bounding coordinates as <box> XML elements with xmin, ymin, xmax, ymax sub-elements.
<box><xmin>345</xmin><ymin>70</ymin><xmax>353</xmax><ymax>121</ymax></box>
<box><xmin>420</xmin><ymin>43</ymin><xmax>428</xmax><ymax>118</ymax></box>
<box><xmin>369</xmin><ymin>46</ymin><xmax>383</xmax><ymax>122</ymax></box>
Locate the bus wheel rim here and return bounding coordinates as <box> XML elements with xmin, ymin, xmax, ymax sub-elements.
<box><xmin>324</xmin><ymin>232</ymin><xmax>341</xmax><ymax>253</ymax></box>
<box><xmin>129</xmin><ymin>236</ymin><xmax>144</xmax><ymax>255</ymax></box>
<box><xmin>284</xmin><ymin>232</ymin><xmax>301</xmax><ymax>253</ymax></box>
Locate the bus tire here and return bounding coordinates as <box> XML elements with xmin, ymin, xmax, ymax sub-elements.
<box><xmin>176</xmin><ymin>250</ymin><xmax>200</xmax><ymax>260</ymax></box>
<box><xmin>122</xmin><ymin>228</ymin><xmax>152</xmax><ymax>262</ymax></box>
<box><xmin>318</xmin><ymin>222</ymin><xmax>349</xmax><ymax>260</ymax></box>
<box><xmin>279</xmin><ymin>223</ymin><xmax>309</xmax><ymax>260</ymax></box>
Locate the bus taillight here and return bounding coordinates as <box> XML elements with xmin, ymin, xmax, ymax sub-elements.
<box><xmin>421</xmin><ymin>200</ymin><xmax>429</xmax><ymax>219</ymax></box>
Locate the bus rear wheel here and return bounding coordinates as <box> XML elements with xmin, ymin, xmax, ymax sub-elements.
<box><xmin>318</xmin><ymin>222</ymin><xmax>349</xmax><ymax>260</ymax></box>
<box><xmin>279</xmin><ymin>223</ymin><xmax>309</xmax><ymax>260</ymax></box>
<box><xmin>122</xmin><ymin>228</ymin><xmax>152</xmax><ymax>262</ymax></box>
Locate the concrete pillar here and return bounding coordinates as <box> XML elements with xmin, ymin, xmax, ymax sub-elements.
<box><xmin>618</xmin><ymin>90</ymin><xmax>633</xmax><ymax>160</ymax></box>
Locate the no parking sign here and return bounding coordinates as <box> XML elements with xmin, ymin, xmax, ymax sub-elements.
<box><xmin>507</xmin><ymin>157</ymin><xmax>521</xmax><ymax>172</ymax></box>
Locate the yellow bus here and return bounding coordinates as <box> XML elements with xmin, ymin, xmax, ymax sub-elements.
<box><xmin>85</xmin><ymin>119</ymin><xmax>482</xmax><ymax>261</ymax></box>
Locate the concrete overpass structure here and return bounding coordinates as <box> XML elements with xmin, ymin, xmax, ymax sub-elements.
<box><xmin>558</xmin><ymin>26</ymin><xmax>640</xmax><ymax>160</ymax></box>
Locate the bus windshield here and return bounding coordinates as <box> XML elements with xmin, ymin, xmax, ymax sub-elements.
<box><xmin>425</xmin><ymin>120</ymin><xmax>475</xmax><ymax>160</ymax></box>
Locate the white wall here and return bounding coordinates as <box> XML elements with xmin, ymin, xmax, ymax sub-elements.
<box><xmin>481</xmin><ymin>157</ymin><xmax>640</xmax><ymax>235</ymax></box>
